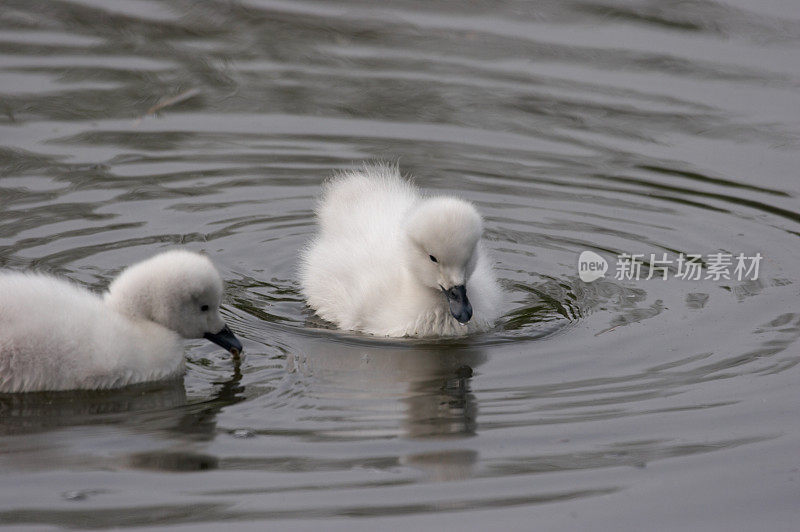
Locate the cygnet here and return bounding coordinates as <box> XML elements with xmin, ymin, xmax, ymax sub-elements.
<box><xmin>0</xmin><ymin>249</ymin><xmax>243</xmax><ymax>393</ymax></box>
<box><xmin>300</xmin><ymin>164</ymin><xmax>502</xmax><ymax>337</ymax></box>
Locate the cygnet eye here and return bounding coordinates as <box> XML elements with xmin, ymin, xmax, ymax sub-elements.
<box><xmin>429</xmin><ymin>255</ymin><xmax>438</xmax><ymax>263</ymax></box>
<box><xmin>200</xmin><ymin>304</ymin><xmax>209</xmax><ymax>312</ymax></box>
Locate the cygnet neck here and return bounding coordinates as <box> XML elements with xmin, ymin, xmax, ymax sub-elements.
<box><xmin>398</xmin><ymin>235</ymin><xmax>445</xmax><ymax>309</ymax></box>
<box><xmin>104</xmin><ymin>277</ymin><xmax>157</xmax><ymax>324</ymax></box>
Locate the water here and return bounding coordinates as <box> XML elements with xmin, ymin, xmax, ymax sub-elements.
<box><xmin>1</xmin><ymin>0</ymin><xmax>800</xmax><ymax>529</ymax></box>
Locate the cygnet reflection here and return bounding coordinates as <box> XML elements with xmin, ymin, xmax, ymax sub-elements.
<box><xmin>0</xmin><ymin>356</ymin><xmax>244</xmax><ymax>474</ymax></box>
<box><xmin>290</xmin><ymin>333</ymin><xmax>486</xmax><ymax>480</ymax></box>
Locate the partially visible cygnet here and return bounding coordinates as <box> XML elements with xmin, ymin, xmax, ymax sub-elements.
<box><xmin>0</xmin><ymin>249</ymin><xmax>243</xmax><ymax>393</ymax></box>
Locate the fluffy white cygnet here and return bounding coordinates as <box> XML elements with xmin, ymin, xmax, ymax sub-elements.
<box><xmin>0</xmin><ymin>250</ymin><xmax>243</xmax><ymax>393</ymax></box>
<box><xmin>300</xmin><ymin>164</ymin><xmax>502</xmax><ymax>337</ymax></box>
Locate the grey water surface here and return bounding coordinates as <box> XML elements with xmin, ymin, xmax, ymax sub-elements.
<box><xmin>1</xmin><ymin>1</ymin><xmax>800</xmax><ymax>530</ymax></box>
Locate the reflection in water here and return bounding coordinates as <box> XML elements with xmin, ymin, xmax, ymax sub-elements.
<box><xmin>0</xmin><ymin>354</ymin><xmax>245</xmax><ymax>473</ymax></box>
<box><xmin>293</xmin><ymin>335</ymin><xmax>485</xmax><ymax>480</ymax></box>
<box><xmin>127</xmin><ymin>450</ymin><xmax>219</xmax><ymax>472</ymax></box>
<box><xmin>0</xmin><ymin>381</ymin><xmax>188</xmax><ymax>436</ymax></box>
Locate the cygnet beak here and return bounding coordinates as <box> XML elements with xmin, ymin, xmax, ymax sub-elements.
<box><xmin>204</xmin><ymin>324</ymin><xmax>243</xmax><ymax>356</ymax></box>
<box><xmin>441</xmin><ymin>284</ymin><xmax>473</xmax><ymax>324</ymax></box>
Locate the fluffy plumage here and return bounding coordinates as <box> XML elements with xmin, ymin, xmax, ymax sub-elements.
<box><xmin>300</xmin><ymin>164</ymin><xmax>502</xmax><ymax>337</ymax></box>
<box><xmin>0</xmin><ymin>250</ymin><xmax>242</xmax><ymax>393</ymax></box>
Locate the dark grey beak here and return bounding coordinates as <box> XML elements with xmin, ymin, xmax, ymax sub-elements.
<box><xmin>442</xmin><ymin>284</ymin><xmax>473</xmax><ymax>324</ymax></box>
<box><xmin>204</xmin><ymin>325</ymin><xmax>243</xmax><ymax>356</ymax></box>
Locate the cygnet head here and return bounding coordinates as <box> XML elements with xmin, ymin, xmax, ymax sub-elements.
<box><xmin>104</xmin><ymin>250</ymin><xmax>243</xmax><ymax>355</ymax></box>
<box><xmin>404</xmin><ymin>197</ymin><xmax>483</xmax><ymax>323</ymax></box>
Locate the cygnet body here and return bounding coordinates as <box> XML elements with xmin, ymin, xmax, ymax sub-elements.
<box><xmin>300</xmin><ymin>164</ymin><xmax>502</xmax><ymax>337</ymax></box>
<box><xmin>0</xmin><ymin>250</ymin><xmax>243</xmax><ymax>393</ymax></box>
